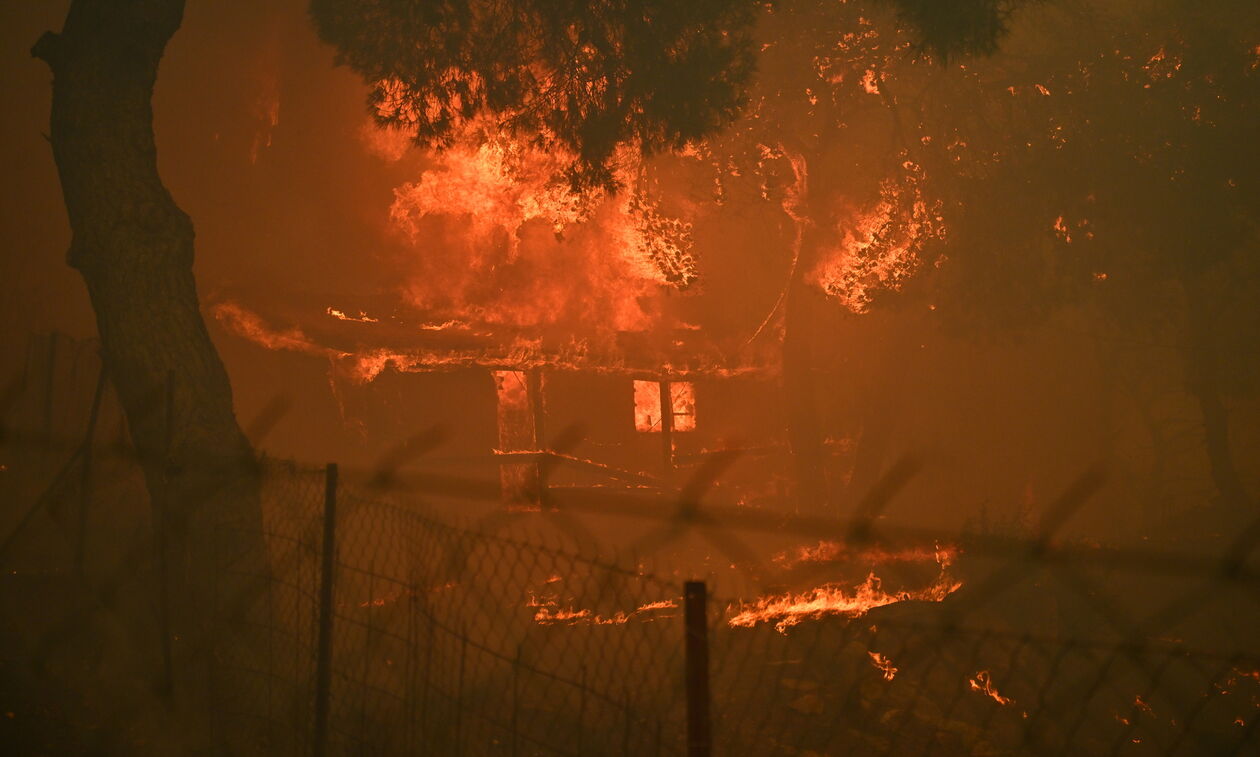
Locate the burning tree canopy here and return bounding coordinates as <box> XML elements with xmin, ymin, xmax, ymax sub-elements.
<box><xmin>384</xmin><ymin>124</ymin><xmax>700</xmax><ymax>332</ymax></box>
<box><xmin>15</xmin><ymin>0</ymin><xmax>1260</xmax><ymax>753</ymax></box>
<box><xmin>209</xmin><ymin>0</ymin><xmax>1057</xmax><ymax>514</ymax></box>
<box><xmin>308</xmin><ymin>0</ymin><xmax>760</xmax><ymax>189</ymax></box>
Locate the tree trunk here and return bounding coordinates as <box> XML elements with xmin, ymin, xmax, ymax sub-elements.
<box><xmin>1182</xmin><ymin>278</ymin><xmax>1252</xmax><ymax>514</ymax></box>
<box><xmin>34</xmin><ymin>0</ymin><xmax>264</xmax><ymax>741</ymax></box>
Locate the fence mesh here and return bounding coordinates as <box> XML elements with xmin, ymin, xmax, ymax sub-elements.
<box><xmin>183</xmin><ymin>459</ymin><xmax>1257</xmax><ymax>756</ymax></box>
<box><xmin>1</xmin><ymin>349</ymin><xmax>1258</xmax><ymax>756</ymax></box>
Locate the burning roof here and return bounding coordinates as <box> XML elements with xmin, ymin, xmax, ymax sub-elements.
<box><xmin>213</xmin><ymin>297</ymin><xmax>778</xmax><ymax>383</ymax></box>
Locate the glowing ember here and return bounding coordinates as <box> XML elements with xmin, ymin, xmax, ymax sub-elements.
<box><xmin>727</xmin><ymin>569</ymin><xmax>961</xmax><ymax>633</ymax></box>
<box><xmin>861</xmin><ymin>68</ymin><xmax>881</xmax><ymax>95</ymax></box>
<box><xmin>969</xmin><ymin>670</ymin><xmax>1014</xmax><ymax>706</ymax></box>
<box><xmin>868</xmin><ymin>651</ymin><xmax>897</xmax><ymax>681</ymax></box>
<box><xmin>1053</xmin><ymin>215</ymin><xmax>1071</xmax><ymax>242</ymax></box>
<box><xmin>1143</xmin><ymin>46</ymin><xmax>1183</xmax><ymax>80</ymax></box>
<box><xmin>326</xmin><ymin>307</ymin><xmax>379</xmax><ymax>323</ymax></box>
<box><xmin>527</xmin><ymin>594</ymin><xmax>678</xmax><ymax>626</ymax></box>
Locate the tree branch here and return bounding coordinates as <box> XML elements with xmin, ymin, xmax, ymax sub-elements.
<box><xmin>31</xmin><ymin>31</ymin><xmax>62</xmax><ymax>69</ymax></box>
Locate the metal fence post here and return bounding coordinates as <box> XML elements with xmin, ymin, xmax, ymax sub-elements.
<box><xmin>313</xmin><ymin>462</ymin><xmax>338</xmax><ymax>757</ymax></box>
<box><xmin>684</xmin><ymin>580</ymin><xmax>711</xmax><ymax>757</ymax></box>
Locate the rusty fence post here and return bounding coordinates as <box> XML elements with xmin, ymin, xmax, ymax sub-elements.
<box><xmin>313</xmin><ymin>462</ymin><xmax>338</xmax><ymax>757</ymax></box>
<box><xmin>684</xmin><ymin>580</ymin><xmax>711</xmax><ymax>757</ymax></box>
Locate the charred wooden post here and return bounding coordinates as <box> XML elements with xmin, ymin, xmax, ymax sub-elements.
<box><xmin>528</xmin><ymin>369</ymin><xmax>548</xmax><ymax>507</ymax></box>
<box><xmin>494</xmin><ymin>369</ymin><xmax>543</xmax><ymax>507</ymax></box>
<box><xmin>528</xmin><ymin>369</ymin><xmax>546</xmax><ymax>451</ymax></box>
<box><xmin>684</xmin><ymin>580</ymin><xmax>711</xmax><ymax>757</ymax></box>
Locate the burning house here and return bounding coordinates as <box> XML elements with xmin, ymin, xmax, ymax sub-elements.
<box><xmin>208</xmin><ymin>122</ymin><xmax>818</xmax><ymax>507</ymax></box>
<box><xmin>215</xmin><ymin>291</ymin><xmax>789</xmax><ymax>506</ymax></box>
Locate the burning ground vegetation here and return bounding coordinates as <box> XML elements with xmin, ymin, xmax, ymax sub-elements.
<box><xmin>1</xmin><ymin>432</ymin><xmax>1258</xmax><ymax>756</ymax></box>
<box><xmin>410</xmin><ymin>511</ymin><xmax>1259</xmax><ymax>756</ymax></box>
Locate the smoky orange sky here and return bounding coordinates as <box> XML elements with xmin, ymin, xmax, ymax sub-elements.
<box><xmin>4</xmin><ymin>0</ymin><xmax>1252</xmax><ymax>538</ymax></box>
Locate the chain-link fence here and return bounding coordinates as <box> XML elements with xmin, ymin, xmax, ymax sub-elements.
<box><xmin>204</xmin><ymin>460</ymin><xmax>1255</xmax><ymax>757</ymax></box>
<box><xmin>219</xmin><ymin>460</ymin><xmax>692</xmax><ymax>756</ymax></box>
<box><xmin>2</xmin><ymin>338</ymin><xmax>1258</xmax><ymax>756</ymax></box>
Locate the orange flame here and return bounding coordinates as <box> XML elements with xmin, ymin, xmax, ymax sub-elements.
<box><xmin>527</xmin><ymin>594</ymin><xmax>678</xmax><ymax>626</ymax></box>
<box><xmin>812</xmin><ymin>163</ymin><xmax>943</xmax><ymax>313</ymax></box>
<box><xmin>212</xmin><ymin>301</ymin><xmax>342</xmax><ymax>357</ymax></box>
<box><xmin>969</xmin><ymin>670</ymin><xmax>1014</xmax><ymax>706</ymax></box>
<box><xmin>868</xmin><ymin>651</ymin><xmax>897</xmax><ymax>681</ymax></box>
<box><xmin>727</xmin><ymin>569</ymin><xmax>961</xmax><ymax>633</ymax></box>
<box><xmin>861</xmin><ymin>68</ymin><xmax>881</xmax><ymax>95</ymax></box>
<box><xmin>384</xmin><ymin>123</ymin><xmax>695</xmax><ymax>332</ymax></box>
<box><xmin>326</xmin><ymin>307</ymin><xmax>379</xmax><ymax>323</ymax></box>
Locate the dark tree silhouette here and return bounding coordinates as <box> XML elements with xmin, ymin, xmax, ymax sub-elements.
<box><xmin>32</xmin><ymin>0</ymin><xmax>260</xmax><ymax>630</ymax></box>
<box><xmin>885</xmin><ymin>0</ymin><xmax>1026</xmax><ymax>60</ymax></box>
<box><xmin>683</xmin><ymin>0</ymin><xmax>1027</xmax><ymax>512</ymax></box>
<box><xmin>916</xmin><ymin>0</ymin><xmax>1260</xmax><ymax>515</ymax></box>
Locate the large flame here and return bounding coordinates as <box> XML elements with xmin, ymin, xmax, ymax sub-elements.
<box><xmin>812</xmin><ymin>161</ymin><xmax>944</xmax><ymax>313</ymax></box>
<box><xmin>385</xmin><ymin>121</ymin><xmax>696</xmax><ymax>332</ymax></box>
<box><xmin>727</xmin><ymin>570</ymin><xmax>962</xmax><ymax>633</ymax></box>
